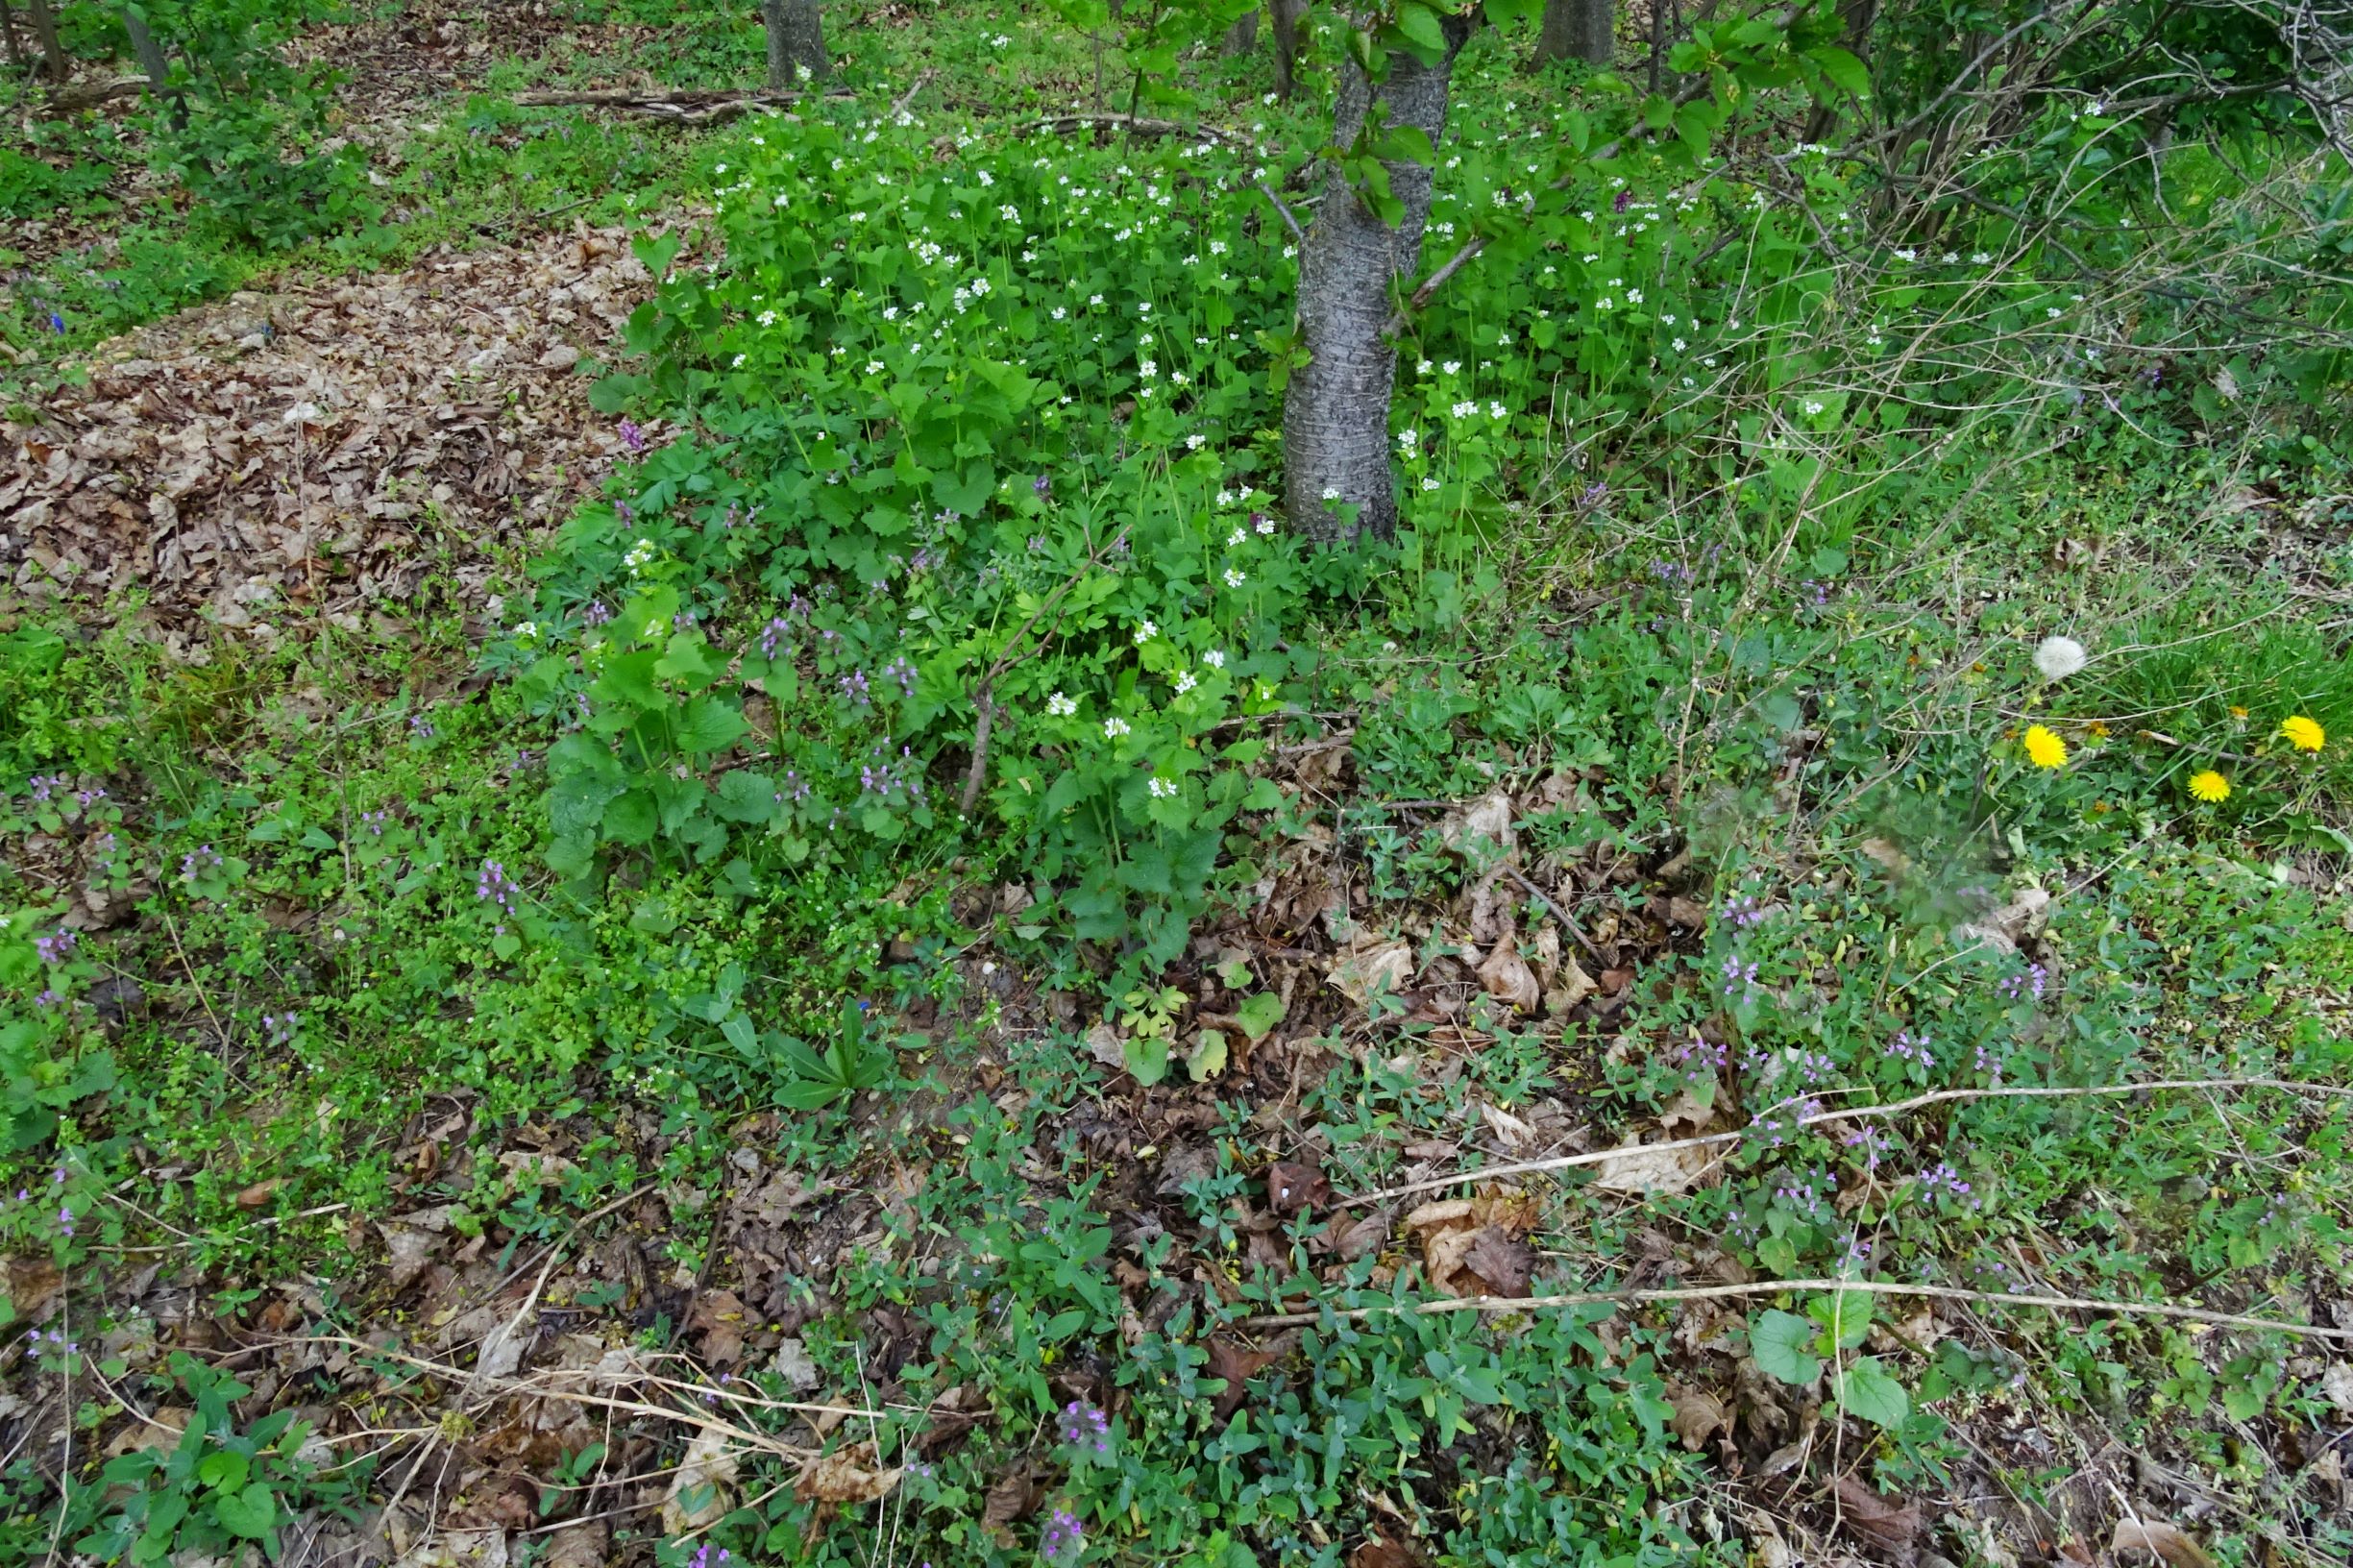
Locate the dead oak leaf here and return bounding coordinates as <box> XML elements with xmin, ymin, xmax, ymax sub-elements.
<box><xmin>796</xmin><ymin>1440</ymin><xmax>901</xmax><ymax>1507</ymax></box>
<box><xmin>2109</xmin><ymin>1521</ymin><xmax>2217</xmax><ymax>1568</ymax></box>
<box><xmin>1205</xmin><ymin>1337</ymin><xmax>1279</xmax><ymax>1424</ymax></box>
<box><xmin>1830</xmin><ymin>1475</ymin><xmax>1924</xmax><ymax>1567</ymax></box>
<box><xmin>1266</xmin><ymin>1159</ymin><xmax>1331</xmax><ymax>1215</ymax></box>
<box><xmin>1666</xmin><ymin>1383</ymin><xmax>1728</xmax><ymax>1451</ymax></box>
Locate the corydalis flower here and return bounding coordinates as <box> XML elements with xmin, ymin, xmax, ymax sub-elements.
<box><xmin>2032</xmin><ymin>635</ymin><xmax>2087</xmax><ymax>680</ymax></box>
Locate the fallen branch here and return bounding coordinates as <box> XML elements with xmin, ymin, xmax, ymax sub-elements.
<box><xmin>1499</xmin><ymin>863</ymin><xmax>1602</xmax><ymax>962</ymax></box>
<box><xmin>511</xmin><ymin>86</ymin><xmax>848</xmax><ymax>125</ymax></box>
<box><xmin>1238</xmin><ymin>1276</ymin><xmax>2353</xmax><ymax>1339</ymax></box>
<box><xmin>45</xmin><ymin>72</ymin><xmax>149</xmax><ymax>111</ymax></box>
<box><xmin>888</xmin><ymin>67</ymin><xmax>936</xmax><ymax>121</ymax></box>
<box><xmin>1338</xmin><ymin>1076</ymin><xmax>2353</xmax><ymax>1209</ymax></box>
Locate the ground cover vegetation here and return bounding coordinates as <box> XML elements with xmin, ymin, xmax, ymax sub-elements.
<box><xmin>5</xmin><ymin>1</ymin><xmax>2353</xmax><ymax>1566</ymax></box>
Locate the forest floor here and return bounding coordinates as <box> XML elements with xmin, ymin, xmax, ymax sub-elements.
<box><xmin>6</xmin><ymin>7</ymin><xmax>2353</xmax><ymax>1568</ymax></box>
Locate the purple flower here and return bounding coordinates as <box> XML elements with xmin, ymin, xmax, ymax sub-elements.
<box><xmin>1041</xmin><ymin>1507</ymin><xmax>1086</xmax><ymax>1562</ymax></box>
<box><xmin>1034</xmin><ymin>474</ymin><xmax>1052</xmax><ymax>497</ymax></box>
<box><xmin>34</xmin><ymin>990</ymin><xmax>61</xmax><ymax>1009</ymax></box>
<box><xmin>28</xmin><ymin>773</ymin><xmax>65</xmax><ymax>803</ymax></box>
<box><xmin>181</xmin><ymin>844</ymin><xmax>225</xmax><ymax>880</ymax></box>
<box><xmin>582</xmin><ymin>600</ymin><xmax>612</xmax><ymax>627</ymax></box>
<box><xmin>758</xmin><ymin>616</ymin><xmax>792</xmax><ymax>661</ymax></box>
<box><xmin>881</xmin><ymin>656</ymin><xmax>918</xmax><ymax>698</ymax></box>
<box><xmin>1884</xmin><ymin>1030</ymin><xmax>1933</xmax><ymax>1066</ymax></box>
<box><xmin>476</xmin><ymin>859</ymin><xmax>520</xmax><ymax>924</ymax></box>
<box><xmin>35</xmin><ymin>929</ymin><xmax>77</xmax><ymax>967</ymax></box>
<box><xmin>1720</xmin><ymin>954</ymin><xmax>1758</xmax><ymax>999</ymax></box>
<box><xmin>409</xmin><ymin>715</ymin><xmax>437</xmax><ymax>740</ymax></box>
<box><xmin>1998</xmin><ymin>963</ymin><xmax>2047</xmax><ymax>1002</ymax></box>
<box><xmin>839</xmin><ymin>669</ymin><xmax>871</xmax><ymax>707</ymax></box>
<box><xmin>1721</xmin><ymin>894</ymin><xmax>1764</xmax><ymax>928</ymax></box>
<box><xmin>1612</xmin><ymin>190</ymin><xmax>1634</xmax><ymax>214</ymax></box>
<box><xmin>1060</xmin><ymin>1400</ymin><xmax>1112</xmax><ymax>1455</ymax></box>
<box><xmin>617</xmin><ymin>418</ymin><xmax>647</xmax><ymax>454</ymax></box>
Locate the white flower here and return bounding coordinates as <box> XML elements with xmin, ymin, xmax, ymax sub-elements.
<box><xmin>1174</xmin><ymin>670</ymin><xmax>1197</xmax><ymax>694</ymax></box>
<box><xmin>1090</xmin><ymin>293</ymin><xmax>1104</xmax><ymax>306</ymax></box>
<box><xmin>1138</xmin><ymin>359</ymin><xmax>1157</xmax><ymax>379</ymax></box>
<box><xmin>1255</xmin><ymin>516</ymin><xmax>1276</xmax><ymax>535</ymax></box>
<box><xmin>772</xmin><ymin>192</ymin><xmax>790</xmax><ymax>208</ymax></box>
<box><xmin>2033</xmin><ymin>636</ymin><xmax>2089</xmax><ymax>680</ymax></box>
<box><xmin>1321</xmin><ymin>486</ymin><xmax>1340</xmax><ymax>502</ymax></box>
<box><xmin>1047</xmin><ymin>692</ymin><xmax>1078</xmax><ymax>718</ymax></box>
<box><xmin>1398</xmin><ymin>429</ymin><xmax>1418</xmax><ymax>451</ymax></box>
<box><xmin>1104</xmin><ymin>717</ymin><xmax>1132</xmax><ymax>738</ymax></box>
<box><xmin>1442</xmin><ymin>360</ymin><xmax>1462</xmax><ymax>375</ymax></box>
<box><xmin>1626</xmin><ymin>287</ymin><xmax>1643</xmax><ymax>305</ymax></box>
<box><xmin>1451</xmin><ymin>400</ymin><xmax>1477</xmax><ymax>419</ymax></box>
<box><xmin>1217</xmin><ymin>489</ymin><xmax>1236</xmax><ymax>505</ymax></box>
<box><xmin>1223</xmin><ymin>568</ymin><xmax>1246</xmax><ymax>588</ymax></box>
<box><xmin>1148</xmin><ymin>776</ymin><xmax>1177</xmax><ymax>798</ymax></box>
<box><xmin>1202</xmin><ymin>649</ymin><xmax>1226</xmax><ymax>669</ymax></box>
<box><xmin>1185</xmin><ymin>433</ymin><xmax>1205</xmax><ymax>450</ymax></box>
<box><xmin>1421</xmin><ymin>477</ymin><xmax>1441</xmax><ymax>491</ymax></box>
<box><xmin>513</xmin><ymin>622</ymin><xmax>538</xmax><ymax>641</ymax></box>
<box><xmin>1051</xmin><ymin>306</ymin><xmax>1066</xmax><ymax>321</ymax></box>
<box><xmin>999</xmin><ymin>205</ymin><xmax>1019</xmax><ymax>223</ymax></box>
<box><xmin>1487</xmin><ymin>402</ymin><xmax>1507</xmax><ymax>420</ymax></box>
<box><xmin>1228</xmin><ymin>527</ymin><xmax>1246</xmax><ymax>546</ymax></box>
<box><xmin>977</xmin><ymin>169</ymin><xmax>994</xmax><ymax>187</ymax></box>
<box><xmin>1672</xmin><ymin>337</ymin><xmax>1687</xmax><ymax>352</ymax></box>
<box><xmin>866</xmin><ymin>360</ymin><xmax>884</xmax><ymax>375</ymax></box>
<box><xmin>757</xmin><ymin>309</ymin><xmax>778</xmax><ymax>327</ymax></box>
<box><xmin>1134</xmin><ymin>621</ymin><xmax>1158</xmax><ymax>644</ymax></box>
<box><xmin>1803</xmin><ymin>399</ymin><xmax>1826</xmax><ymax>415</ymax></box>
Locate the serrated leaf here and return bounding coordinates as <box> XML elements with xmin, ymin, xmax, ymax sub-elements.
<box><xmin>1750</xmin><ymin>1309</ymin><xmax>1823</xmax><ymax>1384</ymax></box>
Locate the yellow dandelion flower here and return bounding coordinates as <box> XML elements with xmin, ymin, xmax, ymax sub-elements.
<box><xmin>2280</xmin><ymin>715</ymin><xmax>2326</xmax><ymax>753</ymax></box>
<box><xmin>2187</xmin><ymin>770</ymin><xmax>2230</xmax><ymax>803</ymax></box>
<box><xmin>2022</xmin><ymin>724</ymin><xmax>2069</xmax><ymax>769</ymax></box>
<box><xmin>2228</xmin><ymin>705</ymin><xmax>2248</xmax><ymax>719</ymax></box>
<box><xmin>2085</xmin><ymin>721</ymin><xmax>2110</xmax><ymax>739</ymax></box>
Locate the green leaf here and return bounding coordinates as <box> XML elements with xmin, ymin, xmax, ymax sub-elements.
<box><xmin>1123</xmin><ymin>1031</ymin><xmax>1170</xmax><ymax>1087</ymax></box>
<box><xmin>601</xmin><ymin>790</ymin><xmax>659</xmax><ymax>846</ymax></box>
<box><xmin>1836</xmin><ymin>1356</ymin><xmax>1910</xmax><ymax>1427</ymax></box>
<box><xmin>213</xmin><ymin>1482</ymin><xmax>278</xmax><ymax>1539</ymax></box>
<box><xmin>198</xmin><ymin>1451</ymin><xmax>250</xmax><ymax>1493</ymax></box>
<box><xmin>1187</xmin><ymin>1029</ymin><xmax>1229</xmax><ymax>1082</ymax></box>
<box><xmin>713</xmin><ymin>770</ymin><xmax>777</xmax><ymax>824</ymax></box>
<box><xmin>1750</xmin><ymin>1310</ymin><xmax>1823</xmax><ymax>1384</ymax></box>
<box><xmin>1234</xmin><ymin>992</ymin><xmax>1287</xmax><ymax>1040</ymax></box>
<box><xmin>677</xmin><ymin>695</ymin><xmax>749</xmax><ymax>754</ymax></box>
<box><xmin>1391</xmin><ymin>1</ymin><xmax>1447</xmax><ymax>59</ymax></box>
<box><xmin>1809</xmin><ymin>44</ymin><xmax>1870</xmax><ymax>99</ymax></box>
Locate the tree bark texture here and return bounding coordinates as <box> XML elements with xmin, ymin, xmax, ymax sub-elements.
<box><xmin>1282</xmin><ymin>22</ymin><xmax>1471</xmax><ymax>542</ymax></box>
<box><xmin>121</xmin><ymin>6</ymin><xmax>184</xmax><ymax>128</ymax></box>
<box><xmin>1269</xmin><ymin>0</ymin><xmax>1305</xmax><ymax>97</ymax></box>
<box><xmin>1222</xmin><ymin>9</ymin><xmax>1258</xmax><ymax>55</ymax></box>
<box><xmin>1535</xmin><ymin>0</ymin><xmax>1613</xmax><ymax>65</ymax></box>
<box><xmin>26</xmin><ymin>0</ymin><xmax>65</xmax><ymax>83</ymax></box>
<box><xmin>761</xmin><ymin>0</ymin><xmax>825</xmax><ymax>88</ymax></box>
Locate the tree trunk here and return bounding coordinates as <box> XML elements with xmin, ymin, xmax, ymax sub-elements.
<box><xmin>25</xmin><ymin>0</ymin><xmax>65</xmax><ymax>83</ymax></box>
<box><xmin>1535</xmin><ymin>0</ymin><xmax>1612</xmax><ymax>65</ymax></box>
<box><xmin>1282</xmin><ymin>21</ymin><xmax>1472</xmax><ymax>543</ymax></box>
<box><xmin>1269</xmin><ymin>0</ymin><xmax>1305</xmax><ymax>98</ymax></box>
<box><xmin>760</xmin><ymin>0</ymin><xmax>825</xmax><ymax>88</ymax></box>
<box><xmin>1801</xmin><ymin>0</ymin><xmax>1875</xmax><ymax>140</ymax></box>
<box><xmin>1222</xmin><ymin>9</ymin><xmax>1258</xmax><ymax>55</ymax></box>
<box><xmin>121</xmin><ymin>5</ymin><xmax>184</xmax><ymax>128</ymax></box>
<box><xmin>2</xmin><ymin>1</ymin><xmax>24</xmax><ymax>75</ymax></box>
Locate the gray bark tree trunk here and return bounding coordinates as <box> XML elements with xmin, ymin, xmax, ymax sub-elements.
<box><xmin>122</xmin><ymin>6</ymin><xmax>184</xmax><ymax>128</ymax></box>
<box><xmin>1</xmin><ymin>1</ymin><xmax>23</xmax><ymax>74</ymax></box>
<box><xmin>1222</xmin><ymin>10</ymin><xmax>1258</xmax><ymax>55</ymax></box>
<box><xmin>761</xmin><ymin>0</ymin><xmax>825</xmax><ymax>88</ymax></box>
<box><xmin>1282</xmin><ymin>21</ymin><xmax>1472</xmax><ymax>542</ymax></box>
<box><xmin>26</xmin><ymin>0</ymin><xmax>65</xmax><ymax>83</ymax></box>
<box><xmin>1536</xmin><ymin>0</ymin><xmax>1613</xmax><ymax>65</ymax></box>
<box><xmin>1269</xmin><ymin>0</ymin><xmax>1305</xmax><ymax>97</ymax></box>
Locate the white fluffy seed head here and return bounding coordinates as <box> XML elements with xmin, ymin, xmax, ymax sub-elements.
<box><xmin>2034</xmin><ymin>635</ymin><xmax>2089</xmax><ymax>680</ymax></box>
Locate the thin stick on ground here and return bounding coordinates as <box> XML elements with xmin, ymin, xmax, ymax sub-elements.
<box><xmin>1337</xmin><ymin>1076</ymin><xmax>2353</xmax><ymax>1209</ymax></box>
<box><xmin>1238</xmin><ymin>1276</ymin><xmax>2353</xmax><ymax>1339</ymax></box>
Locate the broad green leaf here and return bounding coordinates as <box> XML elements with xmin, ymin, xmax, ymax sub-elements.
<box><xmin>1836</xmin><ymin>1356</ymin><xmax>1910</xmax><ymax>1427</ymax></box>
<box><xmin>677</xmin><ymin>695</ymin><xmax>749</xmax><ymax>754</ymax></box>
<box><xmin>1187</xmin><ymin>1029</ymin><xmax>1229</xmax><ymax>1082</ymax></box>
<box><xmin>1234</xmin><ymin>992</ymin><xmax>1287</xmax><ymax>1040</ymax></box>
<box><xmin>213</xmin><ymin>1482</ymin><xmax>278</xmax><ymax>1539</ymax></box>
<box><xmin>1809</xmin><ymin>44</ymin><xmax>1870</xmax><ymax>98</ymax></box>
<box><xmin>1750</xmin><ymin>1309</ymin><xmax>1823</xmax><ymax>1384</ymax></box>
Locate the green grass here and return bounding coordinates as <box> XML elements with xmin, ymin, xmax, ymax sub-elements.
<box><xmin>6</xmin><ymin>5</ymin><xmax>2353</xmax><ymax>1567</ymax></box>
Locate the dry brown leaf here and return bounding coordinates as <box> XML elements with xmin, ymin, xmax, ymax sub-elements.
<box><xmin>686</xmin><ymin>1289</ymin><xmax>748</xmax><ymax>1367</ymax></box>
<box><xmin>1591</xmin><ymin>1138</ymin><xmax>1716</xmax><ymax>1194</ymax></box>
<box><xmin>1475</xmin><ymin>938</ymin><xmax>1541</xmax><ymax>1012</ymax></box>
<box><xmin>1206</xmin><ymin>1337</ymin><xmax>1279</xmax><ymax>1423</ymax></box>
<box><xmin>982</xmin><ymin>1466</ymin><xmax>1042</xmax><ymax>1533</ymax></box>
<box><xmin>1830</xmin><ymin>1475</ymin><xmax>1923</xmax><ymax>1566</ymax></box>
<box><xmin>1326</xmin><ymin>1211</ymin><xmax>1390</xmax><ymax>1261</ymax></box>
<box><xmin>796</xmin><ymin>1441</ymin><xmax>901</xmax><ymax>1507</ymax></box>
<box><xmin>1666</xmin><ymin>1383</ymin><xmax>1728</xmax><ymax>1451</ymax></box>
<box><xmin>2109</xmin><ymin>1521</ymin><xmax>2217</xmax><ymax>1568</ymax></box>
<box><xmin>661</xmin><ymin>1427</ymin><xmax>739</xmax><ymax>1534</ymax></box>
<box><xmin>1266</xmin><ymin>1159</ymin><xmax>1332</xmax><ymax>1215</ymax></box>
<box><xmin>1329</xmin><ymin>938</ymin><xmax>1415</xmax><ymax>1007</ymax></box>
<box><xmin>1350</xmin><ymin>1538</ymin><xmax>1423</xmax><ymax>1568</ymax></box>
<box><xmin>1438</xmin><ymin>791</ymin><xmax>1515</xmax><ymax>856</ymax></box>
<box><xmin>1459</xmin><ymin>1227</ymin><xmax>1533</xmax><ymax>1297</ymax></box>
<box><xmin>1479</xmin><ymin>1100</ymin><xmax>1538</xmax><ymax>1154</ymax></box>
